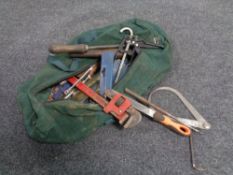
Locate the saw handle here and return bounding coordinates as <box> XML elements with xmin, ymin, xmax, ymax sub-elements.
<box><xmin>153</xmin><ymin>113</ymin><xmax>191</xmax><ymax>136</ymax></box>
<box><xmin>49</xmin><ymin>44</ymin><xmax>88</xmax><ymax>54</ymax></box>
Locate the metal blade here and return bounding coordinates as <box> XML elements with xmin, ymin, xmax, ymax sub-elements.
<box><xmin>104</xmin><ymin>89</ymin><xmax>142</xmax><ymax>128</ymax></box>
<box><xmin>126</xmin><ymin>96</ymin><xmax>156</xmax><ymax>118</ymax></box>
<box><xmin>175</xmin><ymin>118</ymin><xmax>206</xmax><ymax>129</ymax></box>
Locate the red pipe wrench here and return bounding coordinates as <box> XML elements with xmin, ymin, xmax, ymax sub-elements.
<box><xmin>67</xmin><ymin>77</ymin><xmax>141</xmax><ymax>128</ymax></box>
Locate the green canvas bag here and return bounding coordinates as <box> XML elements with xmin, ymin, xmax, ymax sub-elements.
<box><xmin>17</xmin><ymin>19</ymin><xmax>172</xmax><ymax>143</ymax></box>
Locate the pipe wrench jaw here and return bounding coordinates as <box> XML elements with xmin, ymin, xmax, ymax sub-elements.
<box><xmin>105</xmin><ymin>89</ymin><xmax>142</xmax><ymax>128</ymax></box>
<box><xmin>104</xmin><ymin>93</ymin><xmax>131</xmax><ymax>116</ymax></box>
<box><xmin>122</xmin><ymin>107</ymin><xmax>142</xmax><ymax>128</ymax></box>
<box><xmin>103</xmin><ymin>93</ymin><xmax>131</xmax><ymax>125</ymax></box>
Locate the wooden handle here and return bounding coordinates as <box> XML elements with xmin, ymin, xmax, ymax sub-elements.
<box><xmin>153</xmin><ymin>113</ymin><xmax>191</xmax><ymax>136</ymax></box>
<box><xmin>49</xmin><ymin>44</ymin><xmax>88</xmax><ymax>54</ymax></box>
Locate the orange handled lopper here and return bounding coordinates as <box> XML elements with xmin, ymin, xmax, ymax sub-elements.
<box><xmin>149</xmin><ymin>111</ymin><xmax>191</xmax><ymax>136</ymax></box>
<box><xmin>127</xmin><ymin>95</ymin><xmax>191</xmax><ymax>136</ymax></box>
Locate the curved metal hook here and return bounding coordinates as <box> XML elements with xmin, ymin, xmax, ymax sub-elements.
<box><xmin>189</xmin><ymin>135</ymin><xmax>207</xmax><ymax>171</ymax></box>
<box><xmin>120</xmin><ymin>27</ymin><xmax>134</xmax><ymax>38</ymax></box>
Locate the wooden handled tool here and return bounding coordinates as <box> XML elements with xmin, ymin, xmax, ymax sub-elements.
<box><xmin>49</xmin><ymin>44</ymin><xmax>119</xmax><ymax>54</ymax></box>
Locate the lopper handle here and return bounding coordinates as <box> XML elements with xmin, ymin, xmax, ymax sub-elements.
<box><xmin>153</xmin><ymin>112</ymin><xmax>191</xmax><ymax>136</ymax></box>
<box><xmin>49</xmin><ymin>44</ymin><xmax>88</xmax><ymax>54</ymax></box>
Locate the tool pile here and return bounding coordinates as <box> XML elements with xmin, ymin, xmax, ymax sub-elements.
<box><xmin>48</xmin><ymin>27</ymin><xmax>164</xmax><ymax>128</ymax></box>
<box><xmin>47</xmin><ymin>26</ymin><xmax>211</xmax><ymax>170</ymax></box>
<box><xmin>17</xmin><ymin>19</ymin><xmax>211</xmax><ymax>170</ymax></box>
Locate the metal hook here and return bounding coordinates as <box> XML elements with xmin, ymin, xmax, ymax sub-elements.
<box><xmin>120</xmin><ymin>27</ymin><xmax>134</xmax><ymax>38</ymax></box>
<box><xmin>189</xmin><ymin>135</ymin><xmax>207</xmax><ymax>171</ymax></box>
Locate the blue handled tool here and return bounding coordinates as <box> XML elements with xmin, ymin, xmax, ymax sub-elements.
<box><xmin>99</xmin><ymin>52</ymin><xmax>115</xmax><ymax>95</ymax></box>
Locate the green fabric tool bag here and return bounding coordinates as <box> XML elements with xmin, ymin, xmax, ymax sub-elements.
<box><xmin>17</xmin><ymin>19</ymin><xmax>172</xmax><ymax>143</ymax></box>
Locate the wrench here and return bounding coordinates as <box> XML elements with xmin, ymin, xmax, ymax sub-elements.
<box><xmin>67</xmin><ymin>78</ymin><xmax>141</xmax><ymax>128</ymax></box>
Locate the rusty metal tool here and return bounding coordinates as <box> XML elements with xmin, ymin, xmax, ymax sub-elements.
<box><xmin>50</xmin><ymin>36</ymin><xmax>164</xmax><ymax>59</ymax></box>
<box><xmin>72</xmin><ymin>74</ymin><xmax>100</xmax><ymax>102</ymax></box>
<box><xmin>108</xmin><ymin>89</ymin><xmax>191</xmax><ymax>136</ymax></box>
<box><xmin>67</xmin><ymin>77</ymin><xmax>141</xmax><ymax>128</ymax></box>
<box><xmin>49</xmin><ymin>44</ymin><xmax>119</xmax><ymax>54</ymax></box>
<box><xmin>64</xmin><ymin>64</ymin><xmax>98</xmax><ymax>99</ymax></box>
<box><xmin>114</xmin><ymin>27</ymin><xmax>134</xmax><ymax>83</ymax></box>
